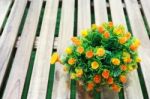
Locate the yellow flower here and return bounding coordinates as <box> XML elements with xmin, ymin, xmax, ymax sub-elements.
<box><xmin>81</xmin><ymin>29</ymin><xmax>88</xmax><ymax>37</ymax></box>
<box><xmin>91</xmin><ymin>61</ymin><xmax>99</xmax><ymax>69</ymax></box>
<box><xmin>96</xmin><ymin>48</ymin><xmax>105</xmax><ymax>56</ymax></box>
<box><xmin>50</xmin><ymin>52</ymin><xmax>59</xmax><ymax>64</ymax></box>
<box><xmin>70</xmin><ymin>73</ymin><xmax>76</xmax><ymax>79</ymax></box>
<box><xmin>134</xmin><ymin>38</ymin><xmax>141</xmax><ymax>46</ymax></box>
<box><xmin>108</xmin><ymin>22</ymin><xmax>113</xmax><ymax>27</ymax></box>
<box><xmin>128</xmin><ymin>66</ymin><xmax>134</xmax><ymax>71</ymax></box>
<box><xmin>65</xmin><ymin>47</ymin><xmax>72</xmax><ymax>54</ymax></box>
<box><xmin>75</xmin><ymin>68</ymin><xmax>83</xmax><ymax>77</ymax></box>
<box><xmin>68</xmin><ymin>58</ymin><xmax>76</xmax><ymax>65</ymax></box>
<box><xmin>76</xmin><ymin>46</ymin><xmax>84</xmax><ymax>54</ymax></box>
<box><xmin>111</xmin><ymin>58</ymin><xmax>120</xmax><ymax>65</ymax></box>
<box><xmin>114</xmin><ymin>28</ymin><xmax>122</xmax><ymax>35</ymax></box>
<box><xmin>136</xmin><ymin>57</ymin><xmax>141</xmax><ymax>62</ymax></box>
<box><xmin>92</xmin><ymin>24</ymin><xmax>97</xmax><ymax>30</ymax></box>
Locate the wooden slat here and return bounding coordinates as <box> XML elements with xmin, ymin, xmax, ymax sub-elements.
<box><xmin>77</xmin><ymin>0</ymin><xmax>91</xmax><ymax>34</ymax></box>
<box><xmin>125</xmin><ymin>0</ymin><xmax>150</xmax><ymax>98</ymax></box>
<box><xmin>76</xmin><ymin>0</ymin><xmax>91</xmax><ymax>99</ymax></box>
<box><xmin>51</xmin><ymin>0</ymin><xmax>75</xmax><ymax>98</ymax></box>
<box><xmin>0</xmin><ymin>0</ymin><xmax>27</xmax><ymax>88</ymax></box>
<box><xmin>140</xmin><ymin>0</ymin><xmax>150</xmax><ymax>31</ymax></box>
<box><xmin>27</xmin><ymin>0</ymin><xmax>59</xmax><ymax>98</ymax></box>
<box><xmin>16</xmin><ymin>36</ymin><xmax>58</xmax><ymax>49</ymax></box>
<box><xmin>2</xmin><ymin>0</ymin><xmax>43</xmax><ymax>98</ymax></box>
<box><xmin>94</xmin><ymin>0</ymin><xmax>108</xmax><ymax>25</ymax></box>
<box><xmin>109</xmin><ymin>0</ymin><xmax>126</xmax><ymax>26</ymax></box>
<box><xmin>0</xmin><ymin>0</ymin><xmax>12</xmax><ymax>31</ymax></box>
<box><xmin>109</xmin><ymin>0</ymin><xmax>143</xmax><ymax>99</ymax></box>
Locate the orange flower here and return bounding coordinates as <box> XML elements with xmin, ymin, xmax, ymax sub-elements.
<box><xmin>123</xmin><ymin>57</ymin><xmax>132</xmax><ymax>63</ymax></box>
<box><xmin>103</xmin><ymin>31</ymin><xmax>110</xmax><ymax>39</ymax></box>
<box><xmin>68</xmin><ymin>58</ymin><xmax>76</xmax><ymax>65</ymax></box>
<box><xmin>93</xmin><ymin>75</ymin><xmax>101</xmax><ymax>83</ymax></box>
<box><xmin>111</xmin><ymin>84</ymin><xmax>121</xmax><ymax>92</ymax></box>
<box><xmin>87</xmin><ymin>82</ymin><xmax>94</xmax><ymax>91</ymax></box>
<box><xmin>77</xmin><ymin>46</ymin><xmax>84</xmax><ymax>54</ymax></box>
<box><xmin>118</xmin><ymin>37</ymin><xmax>127</xmax><ymax>44</ymax></box>
<box><xmin>86</xmin><ymin>50</ymin><xmax>93</xmax><ymax>58</ymax></box>
<box><xmin>130</xmin><ymin>44</ymin><xmax>138</xmax><ymax>51</ymax></box>
<box><xmin>111</xmin><ymin>58</ymin><xmax>120</xmax><ymax>65</ymax></box>
<box><xmin>120</xmin><ymin>65</ymin><xmax>127</xmax><ymax>71</ymax></box>
<box><xmin>96</xmin><ymin>48</ymin><xmax>105</xmax><ymax>56</ymax></box>
<box><xmin>50</xmin><ymin>52</ymin><xmax>59</xmax><ymax>64</ymax></box>
<box><xmin>107</xmin><ymin>77</ymin><xmax>114</xmax><ymax>84</ymax></box>
<box><xmin>98</xmin><ymin>26</ymin><xmax>104</xmax><ymax>33</ymax></box>
<box><xmin>109</xmin><ymin>22</ymin><xmax>113</xmax><ymax>27</ymax></box>
<box><xmin>120</xmin><ymin>75</ymin><xmax>127</xmax><ymax>83</ymax></box>
<box><xmin>71</xmin><ymin>37</ymin><xmax>81</xmax><ymax>46</ymax></box>
<box><xmin>102</xmin><ymin>69</ymin><xmax>110</xmax><ymax>79</ymax></box>
<box><xmin>91</xmin><ymin>61</ymin><xmax>99</xmax><ymax>69</ymax></box>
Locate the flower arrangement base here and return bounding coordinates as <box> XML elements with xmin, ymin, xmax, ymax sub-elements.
<box><xmin>77</xmin><ymin>82</ymin><xmax>94</xmax><ymax>99</ymax></box>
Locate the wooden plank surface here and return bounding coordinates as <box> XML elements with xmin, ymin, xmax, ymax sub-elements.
<box><xmin>51</xmin><ymin>0</ymin><xmax>75</xmax><ymax>98</ymax></box>
<box><xmin>77</xmin><ymin>0</ymin><xmax>91</xmax><ymax>34</ymax></box>
<box><xmin>0</xmin><ymin>0</ymin><xmax>12</xmax><ymax>32</ymax></box>
<box><xmin>140</xmin><ymin>0</ymin><xmax>150</xmax><ymax>31</ymax></box>
<box><xmin>94</xmin><ymin>0</ymin><xmax>107</xmax><ymax>25</ymax></box>
<box><xmin>27</xmin><ymin>0</ymin><xmax>59</xmax><ymax>98</ymax></box>
<box><xmin>76</xmin><ymin>0</ymin><xmax>91</xmax><ymax>99</ymax></box>
<box><xmin>0</xmin><ymin>0</ymin><xmax>27</xmax><ymax>88</ymax></box>
<box><xmin>125</xmin><ymin>0</ymin><xmax>150</xmax><ymax>98</ymax></box>
<box><xmin>2</xmin><ymin>0</ymin><xmax>43</xmax><ymax>98</ymax></box>
<box><xmin>109</xmin><ymin>0</ymin><xmax>143</xmax><ymax>99</ymax></box>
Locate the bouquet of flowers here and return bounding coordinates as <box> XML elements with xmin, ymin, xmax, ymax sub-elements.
<box><xmin>50</xmin><ymin>22</ymin><xmax>141</xmax><ymax>92</ymax></box>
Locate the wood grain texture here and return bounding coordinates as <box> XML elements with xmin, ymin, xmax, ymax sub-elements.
<box><xmin>0</xmin><ymin>0</ymin><xmax>12</xmax><ymax>32</ymax></box>
<box><xmin>0</xmin><ymin>0</ymin><xmax>27</xmax><ymax>88</ymax></box>
<box><xmin>77</xmin><ymin>0</ymin><xmax>91</xmax><ymax>34</ymax></box>
<box><xmin>76</xmin><ymin>0</ymin><xmax>92</xmax><ymax>99</ymax></box>
<box><xmin>27</xmin><ymin>0</ymin><xmax>59</xmax><ymax>99</ymax></box>
<box><xmin>140</xmin><ymin>0</ymin><xmax>150</xmax><ymax>31</ymax></box>
<box><xmin>2</xmin><ymin>0</ymin><xmax>43</xmax><ymax>98</ymax></box>
<box><xmin>94</xmin><ymin>0</ymin><xmax>108</xmax><ymax>25</ymax></box>
<box><xmin>109</xmin><ymin>0</ymin><xmax>126</xmax><ymax>27</ymax></box>
<box><xmin>51</xmin><ymin>0</ymin><xmax>75</xmax><ymax>99</ymax></box>
<box><xmin>109</xmin><ymin>0</ymin><xmax>143</xmax><ymax>99</ymax></box>
<box><xmin>125</xmin><ymin>0</ymin><xmax>150</xmax><ymax>98</ymax></box>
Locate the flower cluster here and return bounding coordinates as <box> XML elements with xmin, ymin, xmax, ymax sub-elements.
<box><xmin>50</xmin><ymin>22</ymin><xmax>141</xmax><ymax>92</ymax></box>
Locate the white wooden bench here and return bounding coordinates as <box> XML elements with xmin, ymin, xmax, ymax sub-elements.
<box><xmin>0</xmin><ymin>0</ymin><xmax>150</xmax><ymax>99</ymax></box>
